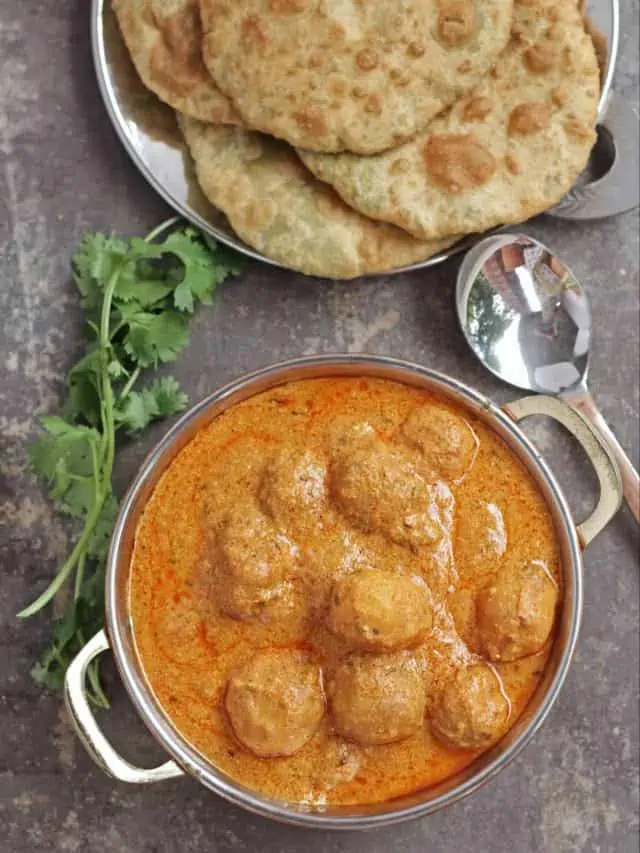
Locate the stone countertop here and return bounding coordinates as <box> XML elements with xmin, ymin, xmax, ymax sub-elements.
<box><xmin>1</xmin><ymin>3</ymin><xmax>638</xmax><ymax>852</ymax></box>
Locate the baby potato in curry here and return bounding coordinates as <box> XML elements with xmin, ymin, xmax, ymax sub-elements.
<box><xmin>131</xmin><ymin>377</ymin><xmax>562</xmax><ymax>806</ymax></box>
<box><xmin>476</xmin><ymin>561</ymin><xmax>559</xmax><ymax>662</ymax></box>
<box><xmin>430</xmin><ymin>664</ymin><xmax>510</xmax><ymax>749</ymax></box>
<box><xmin>400</xmin><ymin>403</ymin><xmax>479</xmax><ymax>482</ymax></box>
<box><xmin>327</xmin><ymin>569</ymin><xmax>433</xmax><ymax>652</ymax></box>
<box><xmin>330</xmin><ymin>653</ymin><xmax>427</xmax><ymax>746</ymax></box>
<box><xmin>329</xmin><ymin>422</ymin><xmax>447</xmax><ymax>550</ymax></box>
<box><xmin>209</xmin><ymin>505</ymin><xmax>297</xmax><ymax>622</ymax></box>
<box><xmin>259</xmin><ymin>447</ymin><xmax>327</xmax><ymax>527</ymax></box>
<box><xmin>225</xmin><ymin>649</ymin><xmax>325</xmax><ymax>757</ymax></box>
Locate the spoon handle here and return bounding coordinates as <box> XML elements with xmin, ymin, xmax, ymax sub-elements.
<box><xmin>565</xmin><ymin>390</ymin><xmax>639</xmax><ymax>524</ymax></box>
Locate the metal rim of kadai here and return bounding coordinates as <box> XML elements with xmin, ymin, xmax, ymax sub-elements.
<box><xmin>90</xmin><ymin>0</ymin><xmax>618</xmax><ymax>276</ymax></box>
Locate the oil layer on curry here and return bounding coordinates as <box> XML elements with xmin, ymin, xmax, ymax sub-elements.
<box><xmin>130</xmin><ymin>378</ymin><xmax>561</xmax><ymax>806</ymax></box>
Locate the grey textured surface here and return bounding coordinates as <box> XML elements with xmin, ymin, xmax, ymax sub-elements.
<box><xmin>1</xmin><ymin>2</ymin><xmax>638</xmax><ymax>852</ymax></box>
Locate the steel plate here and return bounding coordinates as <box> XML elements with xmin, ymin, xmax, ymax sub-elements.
<box><xmin>91</xmin><ymin>0</ymin><xmax>618</xmax><ymax>277</ymax></box>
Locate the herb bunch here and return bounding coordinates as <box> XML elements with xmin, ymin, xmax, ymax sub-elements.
<box><xmin>19</xmin><ymin>219</ymin><xmax>244</xmax><ymax>704</ymax></box>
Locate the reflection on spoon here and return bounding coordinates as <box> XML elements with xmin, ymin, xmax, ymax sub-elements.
<box><xmin>456</xmin><ymin>233</ymin><xmax>639</xmax><ymax>523</ymax></box>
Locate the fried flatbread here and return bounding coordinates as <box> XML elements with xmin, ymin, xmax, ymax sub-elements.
<box><xmin>113</xmin><ymin>0</ymin><xmax>240</xmax><ymax>123</ymax></box>
<box><xmin>199</xmin><ymin>0</ymin><xmax>513</xmax><ymax>153</ymax></box>
<box><xmin>178</xmin><ymin>116</ymin><xmax>458</xmax><ymax>279</ymax></box>
<box><xmin>299</xmin><ymin>0</ymin><xmax>599</xmax><ymax>238</ymax></box>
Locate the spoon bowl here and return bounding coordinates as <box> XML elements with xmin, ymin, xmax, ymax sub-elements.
<box><xmin>456</xmin><ymin>233</ymin><xmax>638</xmax><ymax>522</ymax></box>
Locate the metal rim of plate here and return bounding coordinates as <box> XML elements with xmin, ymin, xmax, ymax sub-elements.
<box><xmin>91</xmin><ymin>0</ymin><xmax>618</xmax><ymax>278</ymax></box>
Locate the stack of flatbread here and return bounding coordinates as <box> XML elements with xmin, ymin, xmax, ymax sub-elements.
<box><xmin>113</xmin><ymin>0</ymin><xmax>601</xmax><ymax>279</ymax></box>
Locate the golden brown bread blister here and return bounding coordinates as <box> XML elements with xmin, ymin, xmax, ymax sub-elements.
<box><xmin>177</xmin><ymin>116</ymin><xmax>458</xmax><ymax>279</ymax></box>
<box><xmin>299</xmin><ymin>0</ymin><xmax>600</xmax><ymax>239</ymax></box>
<box><xmin>199</xmin><ymin>0</ymin><xmax>514</xmax><ymax>153</ymax></box>
<box><xmin>112</xmin><ymin>0</ymin><xmax>241</xmax><ymax>123</ymax></box>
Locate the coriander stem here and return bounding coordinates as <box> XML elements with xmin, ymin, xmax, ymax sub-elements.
<box><xmin>89</xmin><ymin>440</ymin><xmax>100</xmax><ymax>505</ymax></box>
<box><xmin>87</xmin><ymin>660</ymin><xmax>110</xmax><ymax>708</ymax></box>
<box><xmin>98</xmin><ymin>399</ymin><xmax>109</xmax><ymax>467</ymax></box>
<box><xmin>17</xmin><ymin>501</ymin><xmax>103</xmax><ymax>617</ymax></box>
<box><xmin>97</xmin><ymin>265</ymin><xmax>121</xmax><ymax>488</ymax></box>
<box><xmin>19</xmin><ymin>267</ymin><xmax>122</xmax><ymax>620</ymax></box>
<box><xmin>144</xmin><ymin>216</ymin><xmax>179</xmax><ymax>244</ymax></box>
<box><xmin>118</xmin><ymin>366</ymin><xmax>141</xmax><ymax>402</ymax></box>
<box><xmin>100</xmin><ymin>268</ymin><xmax>121</xmax><ymax>345</ymax></box>
<box><xmin>108</xmin><ymin>320</ymin><xmax>126</xmax><ymax>341</ymax></box>
<box><xmin>100</xmin><ymin>365</ymin><xmax>116</xmax><ymax>492</ymax></box>
<box><xmin>76</xmin><ymin>627</ymin><xmax>108</xmax><ymax>707</ymax></box>
<box><xmin>64</xmin><ymin>473</ymin><xmax>94</xmax><ymax>484</ymax></box>
<box><xmin>74</xmin><ymin>553</ymin><xmax>86</xmax><ymax>601</ymax></box>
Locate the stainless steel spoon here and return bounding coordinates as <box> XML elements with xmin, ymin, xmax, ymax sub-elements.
<box><xmin>456</xmin><ymin>233</ymin><xmax>639</xmax><ymax>522</ymax></box>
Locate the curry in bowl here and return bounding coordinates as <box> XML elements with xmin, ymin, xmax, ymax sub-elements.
<box><xmin>130</xmin><ymin>376</ymin><xmax>560</xmax><ymax>806</ymax></box>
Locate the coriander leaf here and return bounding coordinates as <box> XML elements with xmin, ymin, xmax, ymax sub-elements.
<box><xmin>201</xmin><ymin>234</ymin><xmax>247</xmax><ymax>278</ymax></box>
<box><xmin>107</xmin><ymin>359</ymin><xmax>127</xmax><ymax>380</ymax></box>
<box><xmin>148</xmin><ymin>376</ymin><xmax>189</xmax><ymax>416</ymax></box>
<box><xmin>32</xmin><ymin>657</ymin><xmax>66</xmax><ymax>691</ymax></box>
<box><xmin>173</xmin><ymin>280</ymin><xmax>196</xmax><ymax>313</ymax></box>
<box><xmin>111</xmin><ymin>300</ymin><xmax>149</xmax><ymax>327</ymax></box>
<box><xmin>39</xmin><ymin>416</ymin><xmax>91</xmax><ymax>438</ymax></box>
<box><xmin>32</xmin><ymin>617</ymin><xmax>76</xmax><ymax>690</ymax></box>
<box><xmin>128</xmin><ymin>236</ymin><xmax>166</xmax><ymax>259</ymax></box>
<box><xmin>130</xmin><ymin>229</ymin><xmax>235</xmax><ymax>313</ymax></box>
<box><xmin>123</xmin><ymin>310</ymin><xmax>190</xmax><ymax>367</ymax></box>
<box><xmin>31</xmin><ymin>584</ymin><xmax>90</xmax><ymax>691</ymax></box>
<box><xmin>27</xmin><ymin>434</ymin><xmax>67</xmax><ymax>483</ymax></box>
<box><xmin>64</xmin><ymin>375</ymin><xmax>102</xmax><ymax>428</ymax></box>
<box><xmin>80</xmin><ymin>234</ymin><xmax>129</xmax><ymax>282</ymax></box>
<box><xmin>72</xmin><ymin>233</ymin><xmax>129</xmax><ymax>309</ymax></box>
<box><xmin>28</xmin><ymin>419</ymin><xmax>97</xmax><ymax>482</ymax></box>
<box><xmin>77</xmin><ymin>564</ymin><xmax>106</xmax><ymax>625</ymax></box>
<box><xmin>23</xmin><ymin>220</ymin><xmax>245</xmax><ymax>705</ymax></box>
<box><xmin>115</xmin><ymin>377</ymin><xmax>188</xmax><ymax>434</ymax></box>
<box><xmin>114</xmin><ymin>275</ymin><xmax>175</xmax><ymax>306</ymax></box>
<box><xmin>64</xmin><ymin>348</ymin><xmax>103</xmax><ymax>426</ymax></box>
<box><xmin>56</xmin><ymin>478</ymin><xmax>96</xmax><ymax>519</ymax></box>
<box><xmin>28</xmin><ymin>418</ymin><xmax>101</xmax><ymax>520</ymax></box>
<box><xmin>68</xmin><ymin>346</ymin><xmax>102</xmax><ymax>380</ymax></box>
<box><xmin>47</xmin><ymin>600</ymin><xmax>79</xmax><ymax>652</ymax></box>
<box><xmin>115</xmin><ymin>389</ymin><xmax>159</xmax><ymax>433</ymax></box>
<box><xmin>164</xmin><ymin>231</ymin><xmax>225</xmax><ymax>311</ymax></box>
<box><xmin>31</xmin><ymin>562</ymin><xmax>107</xmax><ymax>699</ymax></box>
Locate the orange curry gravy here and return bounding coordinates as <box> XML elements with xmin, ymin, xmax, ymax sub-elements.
<box><xmin>130</xmin><ymin>377</ymin><xmax>561</xmax><ymax>806</ymax></box>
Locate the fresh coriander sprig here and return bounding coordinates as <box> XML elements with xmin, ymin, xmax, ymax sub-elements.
<box><xmin>20</xmin><ymin>219</ymin><xmax>244</xmax><ymax>704</ymax></box>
